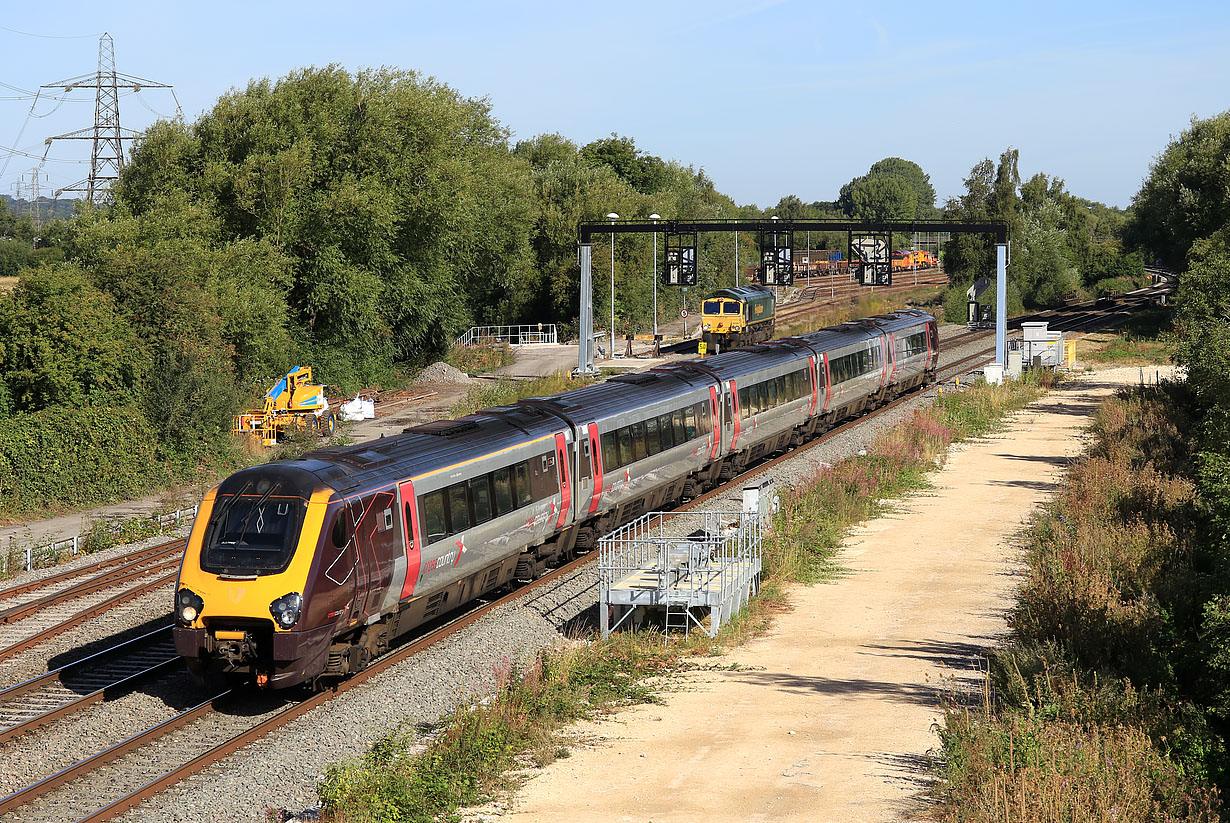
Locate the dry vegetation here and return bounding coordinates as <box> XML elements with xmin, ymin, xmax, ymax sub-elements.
<box><xmin>313</xmin><ymin>374</ymin><xmax>1051</xmax><ymax>823</ymax></box>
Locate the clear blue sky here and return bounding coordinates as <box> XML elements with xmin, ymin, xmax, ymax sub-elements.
<box><xmin>2</xmin><ymin>1</ymin><xmax>1227</xmax><ymax>210</ymax></box>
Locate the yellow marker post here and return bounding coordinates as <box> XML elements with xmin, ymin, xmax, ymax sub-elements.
<box><xmin>698</xmin><ymin>341</ymin><xmax>708</xmax><ymax>357</ymax></box>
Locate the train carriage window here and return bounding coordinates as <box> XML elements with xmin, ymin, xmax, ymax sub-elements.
<box><xmin>470</xmin><ymin>476</ymin><xmax>493</xmax><ymax>525</ymax></box>
<box><xmin>775</xmin><ymin>375</ymin><xmax>786</xmax><ymax>405</ymax></box>
<box><xmin>738</xmin><ymin>387</ymin><xmax>750</xmax><ymax>419</ymax></box>
<box><xmin>617</xmin><ymin>427</ymin><xmax>634</xmax><ymax>466</ymax></box>
<box><xmin>767</xmin><ymin>378</ymin><xmax>778</xmax><ymax>409</ymax></box>
<box><xmin>697</xmin><ymin>402</ymin><xmax>711</xmax><ymax>435</ymax></box>
<box><xmin>684</xmin><ymin>406</ymin><xmax>698</xmax><ymax>440</ymax></box>
<box><xmin>420</xmin><ymin>491</ymin><xmax>447</xmax><ymax>544</ymax></box>
<box><xmin>446</xmin><ymin>483</ymin><xmax>471</xmax><ymax>533</ymax></box>
<box><xmin>631</xmin><ymin>421</ymin><xmax>648</xmax><ymax>462</ymax></box>
<box><xmin>601</xmin><ymin>431</ymin><xmax>619</xmax><ymax>471</ymax></box>
<box><xmin>753</xmin><ymin>382</ymin><xmax>766</xmax><ymax>414</ymax></box>
<box><xmin>645</xmin><ymin>416</ymin><xmax>662</xmax><ymax>456</ymax></box>
<box><xmin>492</xmin><ymin>467</ymin><xmax>514</xmax><ymax>516</ymax></box>
<box><xmin>785</xmin><ymin>372</ymin><xmax>796</xmax><ymax>401</ymax></box>
<box><xmin>514</xmin><ymin>462</ymin><xmax>533</xmax><ymax>507</ymax></box>
<box><xmin>580</xmin><ymin>440</ymin><xmax>592</xmax><ymax>480</ymax></box>
<box><xmin>672</xmin><ymin>410</ymin><xmax>687</xmax><ymax>444</ymax></box>
<box><xmin>658</xmin><ymin>414</ymin><xmax>675</xmax><ymax>450</ymax></box>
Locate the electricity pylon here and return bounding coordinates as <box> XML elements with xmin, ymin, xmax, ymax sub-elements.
<box><xmin>41</xmin><ymin>33</ymin><xmax>178</xmax><ymax>204</ymax></box>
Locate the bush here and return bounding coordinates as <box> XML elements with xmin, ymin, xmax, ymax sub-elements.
<box><xmin>0</xmin><ymin>405</ymin><xmax>164</xmax><ymax>517</ymax></box>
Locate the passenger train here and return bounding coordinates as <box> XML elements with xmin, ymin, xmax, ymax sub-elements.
<box><xmin>172</xmin><ymin>310</ymin><xmax>939</xmax><ymax>689</ymax></box>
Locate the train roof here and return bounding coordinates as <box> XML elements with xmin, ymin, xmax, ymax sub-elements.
<box><xmin>704</xmin><ymin>285</ymin><xmax>774</xmax><ymax>302</ymax></box>
<box><xmin>275</xmin><ymin>403</ymin><xmax>568</xmax><ymax>494</ymax></box>
<box><xmin>527</xmin><ymin>368</ymin><xmax>709</xmax><ymax>422</ymax></box>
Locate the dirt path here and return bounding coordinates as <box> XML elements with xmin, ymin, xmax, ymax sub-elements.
<box><xmin>489</xmin><ymin>367</ymin><xmax>1171</xmax><ymax>823</ymax></box>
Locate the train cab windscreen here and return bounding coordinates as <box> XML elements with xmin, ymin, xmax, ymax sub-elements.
<box><xmin>201</xmin><ymin>483</ymin><xmax>306</xmax><ymax>575</ymax></box>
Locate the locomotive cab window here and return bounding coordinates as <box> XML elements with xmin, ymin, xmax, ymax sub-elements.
<box><xmin>704</xmin><ymin>300</ymin><xmax>721</xmax><ymax>314</ymax></box>
<box><xmin>722</xmin><ymin>302</ymin><xmax>739</xmax><ymax>314</ymax></box>
<box><xmin>201</xmin><ymin>486</ymin><xmax>306</xmax><ymax>576</ymax></box>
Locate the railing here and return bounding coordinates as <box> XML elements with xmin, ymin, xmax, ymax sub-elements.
<box><xmin>2</xmin><ymin>505</ymin><xmax>197</xmax><ymax>576</ymax></box>
<box><xmin>598</xmin><ymin>508</ymin><xmax>765</xmax><ymax>638</ymax></box>
<box><xmin>454</xmin><ymin>324</ymin><xmax>558</xmax><ymax>347</ymax></box>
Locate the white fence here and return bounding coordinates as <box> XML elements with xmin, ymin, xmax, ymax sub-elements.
<box><xmin>2</xmin><ymin>505</ymin><xmax>197</xmax><ymax>576</ymax></box>
<box><xmin>455</xmin><ymin>324</ymin><xmax>558</xmax><ymax>347</ymax></box>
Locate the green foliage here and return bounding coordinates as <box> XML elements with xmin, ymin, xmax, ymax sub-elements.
<box><xmin>931</xmin><ymin>383</ymin><xmax>1230</xmax><ymax>819</ymax></box>
<box><xmin>839</xmin><ymin>156</ymin><xmax>937</xmax><ymax>220</ymax></box>
<box><xmin>115</xmin><ymin>66</ymin><xmax>534</xmax><ymax>381</ymax></box>
<box><xmin>0</xmin><ymin>266</ymin><xmax>145</xmax><ymax>415</ymax></box>
<box><xmin>580</xmin><ymin>133</ymin><xmax>670</xmax><ymax>195</ymax></box>
<box><xmin>1127</xmin><ymin>110</ymin><xmax>1230</xmax><ymax>267</ymax></box>
<box><xmin>0</xmin><ymin>405</ymin><xmax>164</xmax><ymax>517</ymax></box>
<box><xmin>944</xmin><ymin>153</ymin><xmax>1139</xmax><ymax>313</ymax></box>
<box><xmin>318</xmin><ymin>638</ymin><xmax>674</xmax><ymax>823</ymax></box>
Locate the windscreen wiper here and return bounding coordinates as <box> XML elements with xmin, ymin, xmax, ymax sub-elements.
<box><xmin>231</xmin><ymin>481</ymin><xmax>282</xmax><ymax>547</ymax></box>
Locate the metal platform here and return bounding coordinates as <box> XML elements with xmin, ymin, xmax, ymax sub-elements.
<box><xmin>598</xmin><ymin>482</ymin><xmax>774</xmax><ymax>640</ymax></box>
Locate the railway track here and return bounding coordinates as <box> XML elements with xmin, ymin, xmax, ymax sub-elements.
<box><xmin>0</xmin><ymin>627</ymin><xmax>177</xmax><ymax>744</ymax></box>
<box><xmin>0</xmin><ymin>564</ymin><xmax>177</xmax><ymax>666</ymax></box>
<box><xmin>0</xmin><ymin>539</ymin><xmax>182</xmax><ymax>605</ymax></box>
<box><xmin>0</xmin><ymin>282</ymin><xmax>1169</xmax><ymax>822</ymax></box>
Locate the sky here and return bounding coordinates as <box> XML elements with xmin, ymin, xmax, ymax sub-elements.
<box><xmin>2</xmin><ymin>0</ymin><xmax>1228</xmax><ymax>210</ymax></box>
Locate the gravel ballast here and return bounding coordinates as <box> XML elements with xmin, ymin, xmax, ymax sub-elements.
<box><xmin>0</xmin><ymin>324</ymin><xmax>997</xmax><ymax>822</ymax></box>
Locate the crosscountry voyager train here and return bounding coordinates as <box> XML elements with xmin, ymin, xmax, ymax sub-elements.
<box><xmin>173</xmin><ymin>310</ymin><xmax>938</xmax><ymax>689</ymax></box>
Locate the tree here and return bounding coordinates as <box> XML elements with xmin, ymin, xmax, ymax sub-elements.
<box><xmin>580</xmin><ymin>134</ymin><xmax>670</xmax><ymax>196</ymax></box>
<box><xmin>114</xmin><ymin>66</ymin><xmax>538</xmax><ymax>385</ymax></box>
<box><xmin>839</xmin><ymin>157</ymin><xmax>937</xmax><ymax>219</ymax></box>
<box><xmin>1127</xmin><ymin>111</ymin><xmax>1230</xmax><ymax>268</ymax></box>
<box><xmin>0</xmin><ymin>266</ymin><xmax>145</xmax><ymax>414</ymax></box>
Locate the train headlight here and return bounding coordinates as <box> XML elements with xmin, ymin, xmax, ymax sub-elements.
<box><xmin>176</xmin><ymin>588</ymin><xmax>204</xmax><ymax>626</ymax></box>
<box><xmin>269</xmin><ymin>592</ymin><xmax>303</xmax><ymax>629</ymax></box>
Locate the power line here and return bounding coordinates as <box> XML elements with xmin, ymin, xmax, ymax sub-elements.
<box><xmin>41</xmin><ymin>32</ymin><xmax>180</xmax><ymax>203</ymax></box>
<box><xmin>0</xmin><ymin>25</ymin><xmax>103</xmax><ymax>40</ymax></box>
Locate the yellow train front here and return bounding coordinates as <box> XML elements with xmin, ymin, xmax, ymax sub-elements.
<box><xmin>701</xmin><ymin>285</ymin><xmax>776</xmax><ymax>353</ymax></box>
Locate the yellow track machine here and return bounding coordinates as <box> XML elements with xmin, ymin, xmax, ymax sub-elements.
<box><xmin>233</xmin><ymin>366</ymin><xmax>337</xmax><ymax>446</ymax></box>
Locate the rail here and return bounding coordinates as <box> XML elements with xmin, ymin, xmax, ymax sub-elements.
<box><xmin>2</xmin><ymin>505</ymin><xmax>196</xmax><ymax>577</ymax></box>
<box><xmin>455</xmin><ymin>324</ymin><xmax>558</xmax><ymax>347</ymax></box>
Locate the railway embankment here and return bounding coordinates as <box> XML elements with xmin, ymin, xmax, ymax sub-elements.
<box><xmin>304</xmin><ymin>370</ymin><xmax>1054</xmax><ymax>823</ymax></box>
<box><xmin>457</xmin><ymin>366</ymin><xmax>1182</xmax><ymax>823</ymax></box>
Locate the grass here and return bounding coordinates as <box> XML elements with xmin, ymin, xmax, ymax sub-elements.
<box><xmin>1079</xmin><ymin>307</ymin><xmax>1173</xmax><ymax>366</ymax></box>
<box><xmin>444</xmin><ymin>341</ymin><xmax>516</xmax><ymax>375</ymax></box>
<box><xmin>777</xmin><ymin>286</ymin><xmax>944</xmax><ymax>337</ymax></box>
<box><xmin>313</xmin><ymin>373</ymin><xmax>1056</xmax><ymax>823</ymax></box>
<box><xmin>927</xmin><ymin>380</ymin><xmax>1221</xmax><ymax>822</ymax></box>
<box><xmin>449</xmin><ymin>372</ymin><xmax>593</xmax><ymax>417</ymax></box>
<box><xmin>316</xmin><ymin>636</ymin><xmax>678</xmax><ymax>823</ymax></box>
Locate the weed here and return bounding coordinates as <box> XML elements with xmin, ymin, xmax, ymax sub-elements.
<box><xmin>444</xmin><ymin>342</ymin><xmax>515</xmax><ymax>375</ymax></box>
<box><xmin>929</xmin><ymin>380</ymin><xmax>1223</xmax><ymax>820</ymax></box>
<box><xmin>450</xmin><ymin>373</ymin><xmax>593</xmax><ymax>418</ymax></box>
<box><xmin>320</xmin><ymin>376</ymin><xmax>1055</xmax><ymax>822</ymax></box>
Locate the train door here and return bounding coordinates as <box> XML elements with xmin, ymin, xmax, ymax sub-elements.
<box><xmin>585</xmin><ymin>422</ymin><xmax>604</xmax><ymax>515</ymax></box>
<box><xmin>553</xmin><ymin>432</ymin><xmax>571</xmax><ymax>529</ymax></box>
<box><xmin>397</xmin><ymin>480</ymin><xmax>423</xmax><ymax>600</ymax></box>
